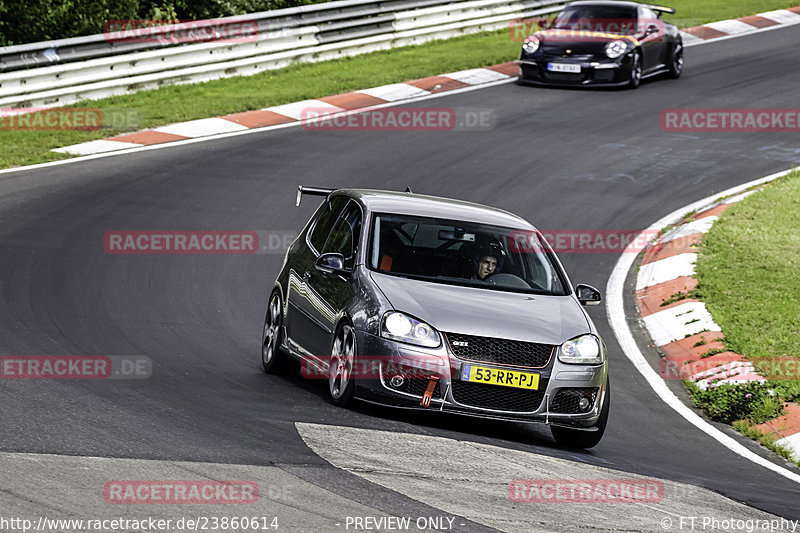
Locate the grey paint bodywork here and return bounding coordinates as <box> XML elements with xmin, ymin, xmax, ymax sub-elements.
<box><xmin>270</xmin><ymin>189</ymin><xmax>608</xmax><ymax>428</ymax></box>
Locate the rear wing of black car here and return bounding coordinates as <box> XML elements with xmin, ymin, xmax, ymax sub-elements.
<box><xmin>647</xmin><ymin>4</ymin><xmax>676</xmax><ymax>17</ymax></box>
<box><xmin>296</xmin><ymin>185</ymin><xmax>335</xmax><ymax>206</ymax></box>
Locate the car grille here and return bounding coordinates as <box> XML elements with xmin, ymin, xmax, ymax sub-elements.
<box><xmin>444</xmin><ymin>332</ymin><xmax>554</xmax><ymax>369</ymax></box>
<box><xmin>451</xmin><ymin>379</ymin><xmax>548</xmax><ymax>412</ymax></box>
<box><xmin>541</xmin><ymin>54</ymin><xmax>594</xmax><ymax>61</ymax></box>
<box><xmin>550</xmin><ymin>388</ymin><xmax>598</xmax><ymax>414</ymax></box>
<box><xmin>545</xmin><ymin>71</ymin><xmax>585</xmax><ymax>82</ymax></box>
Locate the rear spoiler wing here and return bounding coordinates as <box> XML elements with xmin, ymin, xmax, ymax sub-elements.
<box><xmin>296</xmin><ymin>185</ymin><xmax>335</xmax><ymax>206</ymax></box>
<box><xmin>647</xmin><ymin>4</ymin><xmax>676</xmax><ymax>16</ymax></box>
<box><xmin>295</xmin><ymin>185</ymin><xmax>414</xmax><ymax>206</ymax></box>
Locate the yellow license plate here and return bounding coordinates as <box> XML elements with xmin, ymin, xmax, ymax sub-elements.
<box><xmin>460</xmin><ymin>364</ymin><xmax>539</xmax><ymax>390</ymax></box>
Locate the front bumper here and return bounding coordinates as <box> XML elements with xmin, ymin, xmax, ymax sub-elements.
<box><xmin>353</xmin><ymin>330</ymin><xmax>608</xmax><ymax>429</ymax></box>
<box><xmin>518</xmin><ymin>55</ymin><xmax>633</xmax><ymax>87</ymax></box>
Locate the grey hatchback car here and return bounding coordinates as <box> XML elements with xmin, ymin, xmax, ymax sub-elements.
<box><xmin>262</xmin><ymin>187</ymin><xmax>609</xmax><ymax>448</ymax></box>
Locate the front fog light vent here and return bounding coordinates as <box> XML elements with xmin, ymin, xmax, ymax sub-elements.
<box><xmin>550</xmin><ymin>388</ymin><xmax>598</xmax><ymax>414</ymax></box>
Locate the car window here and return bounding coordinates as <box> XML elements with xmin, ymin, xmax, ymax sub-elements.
<box><xmin>641</xmin><ymin>7</ymin><xmax>657</xmax><ymax>20</ymax></box>
<box><xmin>308</xmin><ymin>195</ymin><xmax>348</xmax><ymax>254</ymax></box>
<box><xmin>640</xmin><ymin>7</ymin><xmax>659</xmax><ymax>32</ymax></box>
<box><xmin>368</xmin><ymin>213</ymin><xmax>568</xmax><ymax>296</ymax></box>
<box><xmin>551</xmin><ymin>5</ymin><xmax>637</xmax><ymax>33</ymax></box>
<box><xmin>322</xmin><ymin>201</ymin><xmax>362</xmax><ymax>267</ymax></box>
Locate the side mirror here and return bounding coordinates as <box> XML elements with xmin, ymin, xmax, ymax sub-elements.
<box><xmin>575</xmin><ymin>284</ymin><xmax>602</xmax><ymax>306</ymax></box>
<box><xmin>315</xmin><ymin>253</ymin><xmax>346</xmax><ymax>274</ymax></box>
<box><xmin>538</xmin><ymin>18</ymin><xmax>547</xmax><ymax>29</ymax></box>
<box><xmin>645</xmin><ymin>24</ymin><xmax>659</xmax><ymax>36</ymax></box>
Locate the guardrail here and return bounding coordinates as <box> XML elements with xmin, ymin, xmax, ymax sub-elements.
<box><xmin>0</xmin><ymin>0</ymin><xmax>566</xmax><ymax>109</ymax></box>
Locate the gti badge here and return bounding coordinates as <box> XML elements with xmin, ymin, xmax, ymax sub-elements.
<box><xmin>453</xmin><ymin>340</ymin><xmax>469</xmax><ymax>347</ymax></box>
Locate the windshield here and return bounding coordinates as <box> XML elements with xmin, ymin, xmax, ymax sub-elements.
<box><xmin>368</xmin><ymin>213</ymin><xmax>569</xmax><ymax>295</ymax></box>
<box><xmin>551</xmin><ymin>5</ymin><xmax>638</xmax><ymax>33</ymax></box>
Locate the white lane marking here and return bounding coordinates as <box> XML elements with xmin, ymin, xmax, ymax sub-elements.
<box><xmin>155</xmin><ymin>117</ymin><xmax>248</xmax><ymax>138</ymax></box>
<box><xmin>265</xmin><ymin>99</ymin><xmax>344</xmax><ymax>120</ymax></box>
<box><xmin>660</xmin><ymin>216</ymin><xmax>717</xmax><ymax>243</ymax></box>
<box><xmin>776</xmin><ymin>434</ymin><xmax>800</xmax><ymax>462</ymax></box>
<box><xmin>642</xmin><ymin>301</ymin><xmax>721</xmax><ymax>346</ymax></box>
<box><xmin>51</xmin><ymin>139</ymin><xmax>142</xmax><ymax>155</ymax></box>
<box><xmin>758</xmin><ymin>9</ymin><xmax>800</xmax><ymax>24</ymax></box>
<box><xmin>296</xmin><ymin>422</ymin><xmax>783</xmax><ymax>532</ymax></box>
<box><xmin>358</xmin><ymin>83</ymin><xmax>430</xmax><ymax>101</ymax></box>
<box><xmin>636</xmin><ymin>253</ymin><xmax>697</xmax><ymax>290</ymax></box>
<box><xmin>705</xmin><ymin>19</ymin><xmax>760</xmax><ymax>35</ymax></box>
<box><xmin>442</xmin><ymin>68</ymin><xmax>510</xmax><ymax>85</ymax></box>
<box><xmin>607</xmin><ymin>167</ymin><xmax>800</xmax><ymax>485</ymax></box>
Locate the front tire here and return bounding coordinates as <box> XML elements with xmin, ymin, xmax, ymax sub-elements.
<box><xmin>261</xmin><ymin>292</ymin><xmax>291</xmax><ymax>374</ymax></box>
<box><xmin>550</xmin><ymin>378</ymin><xmax>610</xmax><ymax>449</ymax></box>
<box><xmin>328</xmin><ymin>323</ymin><xmax>356</xmax><ymax>407</ymax></box>
<box><xmin>628</xmin><ymin>52</ymin><xmax>642</xmax><ymax>89</ymax></box>
<box><xmin>667</xmin><ymin>40</ymin><xmax>683</xmax><ymax>79</ymax></box>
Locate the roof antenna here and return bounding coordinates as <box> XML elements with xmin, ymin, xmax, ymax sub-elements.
<box><xmin>405</xmin><ymin>186</ymin><xmax>413</xmax><ymax>193</ymax></box>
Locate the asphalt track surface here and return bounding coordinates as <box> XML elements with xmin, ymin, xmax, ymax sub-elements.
<box><xmin>1</xmin><ymin>24</ymin><xmax>800</xmax><ymax>526</ymax></box>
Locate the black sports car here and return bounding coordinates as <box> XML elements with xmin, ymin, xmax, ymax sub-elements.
<box><xmin>518</xmin><ymin>1</ymin><xmax>683</xmax><ymax>88</ymax></box>
<box><xmin>261</xmin><ymin>186</ymin><xmax>610</xmax><ymax>448</ymax></box>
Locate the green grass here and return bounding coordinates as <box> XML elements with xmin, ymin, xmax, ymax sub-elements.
<box><xmin>732</xmin><ymin>421</ymin><xmax>800</xmax><ymax>466</ymax></box>
<box><xmin>661</xmin><ymin>0</ymin><xmax>799</xmax><ymax>28</ymax></box>
<box><xmin>1</xmin><ymin>0</ymin><xmax>798</xmax><ymax>169</ymax></box>
<box><xmin>696</xmin><ymin>171</ymin><xmax>800</xmax><ymax>362</ymax></box>
<box><xmin>0</xmin><ymin>29</ymin><xmax>519</xmax><ymax>169</ymax></box>
<box><xmin>685</xmin><ymin>380</ymin><xmax>785</xmax><ymax>424</ymax></box>
<box><xmin>689</xmin><ymin>172</ymin><xmax>800</xmax><ymax>465</ymax></box>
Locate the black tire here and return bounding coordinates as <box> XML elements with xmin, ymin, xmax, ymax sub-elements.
<box><xmin>667</xmin><ymin>40</ymin><xmax>683</xmax><ymax>79</ymax></box>
<box><xmin>550</xmin><ymin>378</ymin><xmax>610</xmax><ymax>449</ymax></box>
<box><xmin>261</xmin><ymin>292</ymin><xmax>292</xmax><ymax>374</ymax></box>
<box><xmin>628</xmin><ymin>51</ymin><xmax>642</xmax><ymax>89</ymax></box>
<box><xmin>328</xmin><ymin>322</ymin><xmax>356</xmax><ymax>407</ymax></box>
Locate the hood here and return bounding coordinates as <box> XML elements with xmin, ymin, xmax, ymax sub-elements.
<box><xmin>537</xmin><ymin>30</ymin><xmax>636</xmax><ymax>56</ymax></box>
<box><xmin>369</xmin><ymin>272</ymin><xmax>591</xmax><ymax>346</ymax></box>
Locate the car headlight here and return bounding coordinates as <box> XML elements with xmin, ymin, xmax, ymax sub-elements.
<box><xmin>522</xmin><ymin>36</ymin><xmax>540</xmax><ymax>54</ymax></box>
<box><xmin>559</xmin><ymin>334</ymin><xmax>604</xmax><ymax>365</ymax></box>
<box><xmin>605</xmin><ymin>40</ymin><xmax>628</xmax><ymax>59</ymax></box>
<box><xmin>381</xmin><ymin>311</ymin><xmax>441</xmax><ymax>348</ymax></box>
